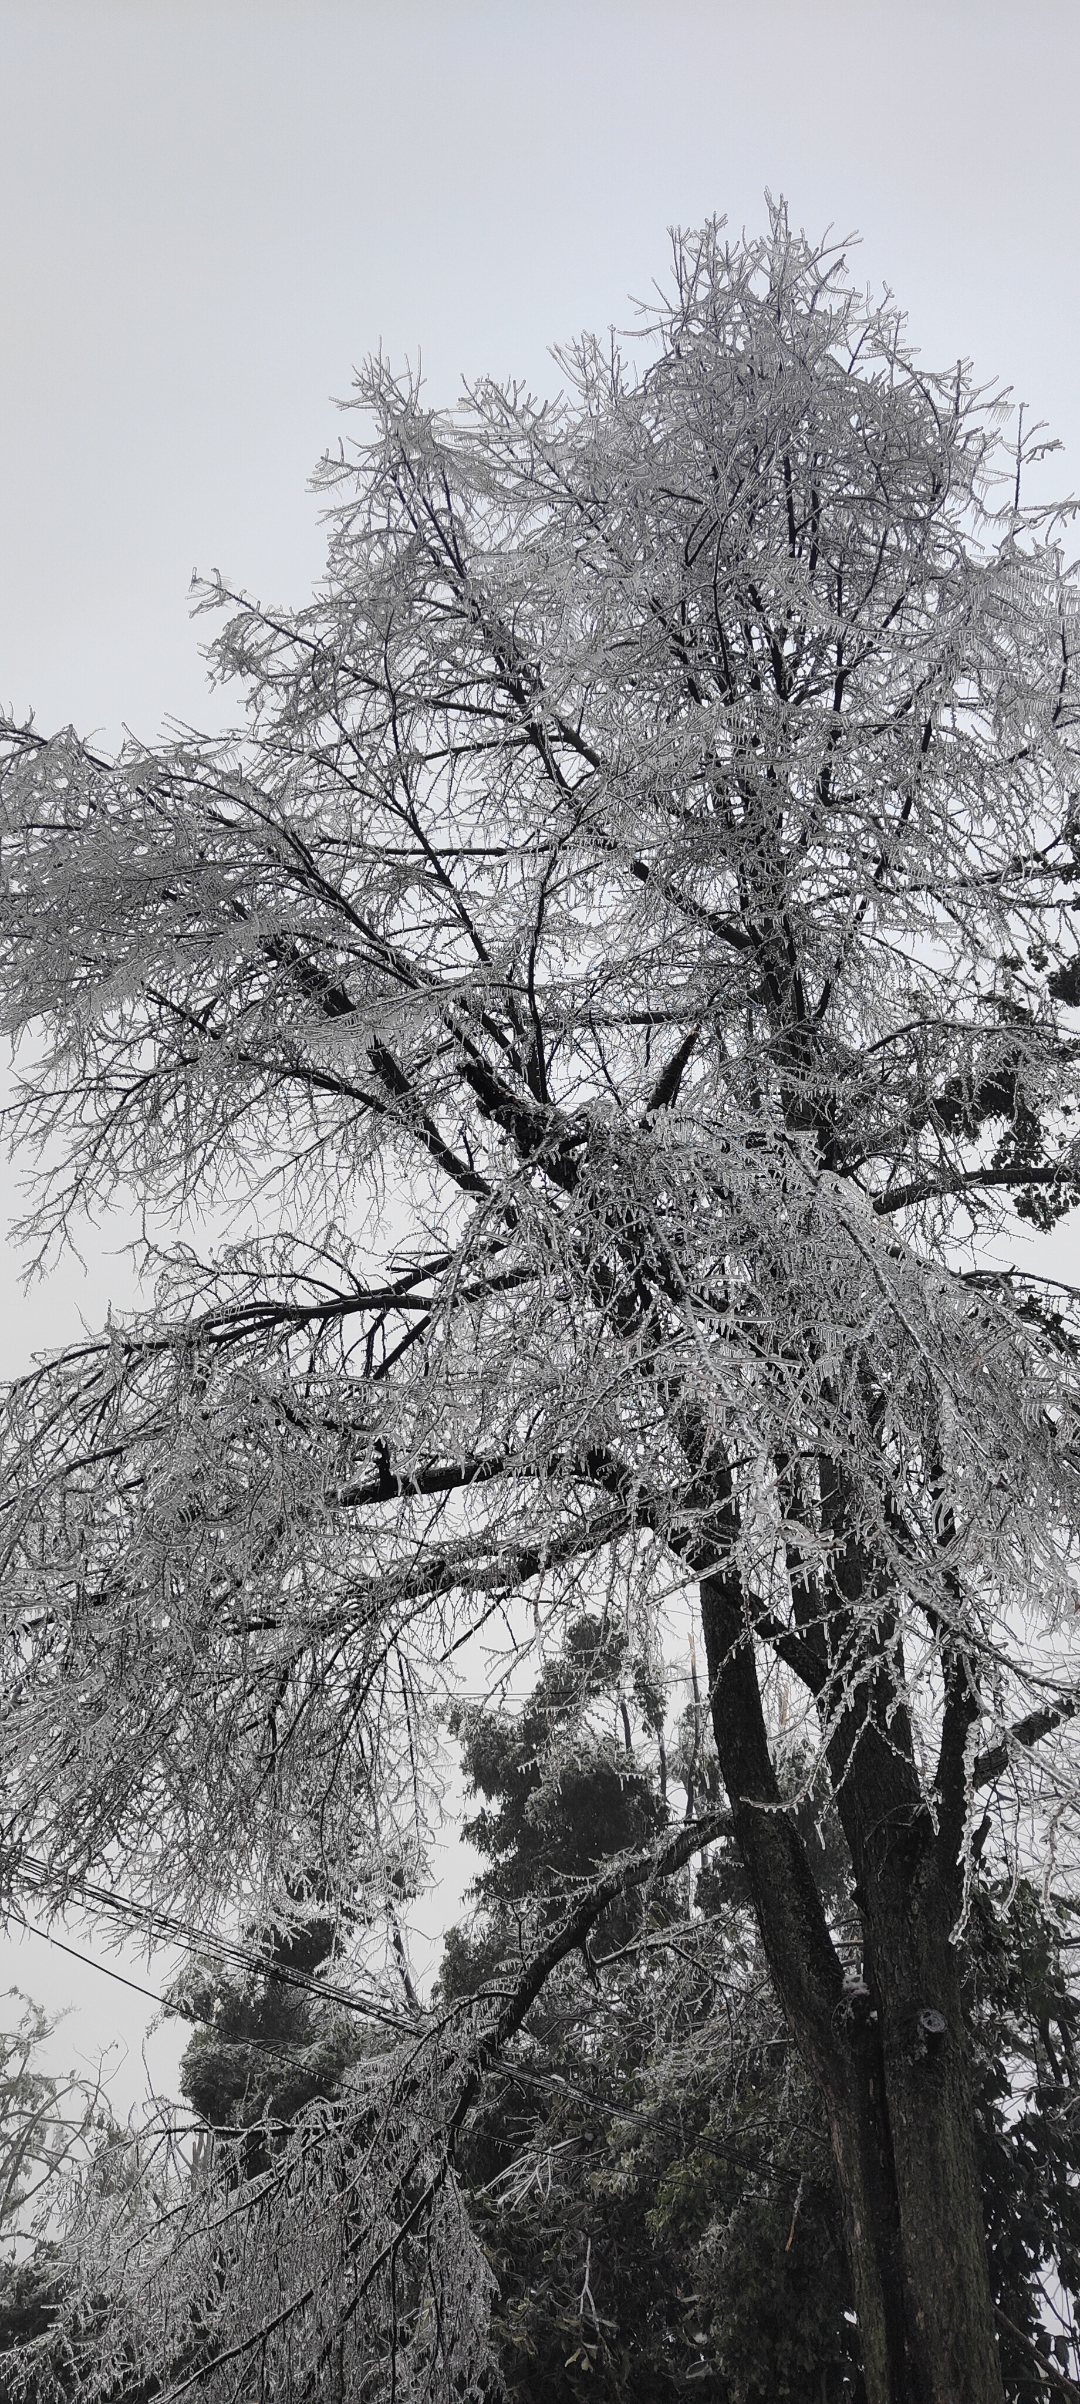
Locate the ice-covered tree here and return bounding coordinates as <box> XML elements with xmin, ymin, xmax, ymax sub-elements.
<box><xmin>0</xmin><ymin>1993</ymin><xmax>110</xmax><ymax>2399</ymax></box>
<box><xmin>3</xmin><ymin>204</ymin><xmax>1080</xmax><ymax>2401</ymax></box>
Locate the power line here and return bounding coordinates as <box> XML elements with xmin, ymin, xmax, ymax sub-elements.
<box><xmin>7</xmin><ymin>1858</ymin><xmax>410</xmax><ymax>2031</ymax></box>
<box><xmin>8</xmin><ymin>1911</ymin><xmax>179</xmax><ymax>2014</ymax></box>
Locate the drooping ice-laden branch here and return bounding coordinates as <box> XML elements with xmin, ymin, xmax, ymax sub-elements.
<box><xmin>41</xmin><ymin>1810</ymin><xmax>727</xmax><ymax>2404</ymax></box>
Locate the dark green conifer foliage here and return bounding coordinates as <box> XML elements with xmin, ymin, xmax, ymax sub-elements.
<box><xmin>440</xmin><ymin>1636</ymin><xmax>1080</xmax><ymax>2403</ymax></box>
<box><xmin>145</xmin><ymin>1624</ymin><xmax>1080</xmax><ymax>2403</ymax></box>
<box><xmin>440</xmin><ymin>1625</ymin><xmax>861</xmax><ymax>2403</ymax></box>
<box><xmin>172</xmin><ymin>1903</ymin><xmax>366</xmax><ymax>2178</ymax></box>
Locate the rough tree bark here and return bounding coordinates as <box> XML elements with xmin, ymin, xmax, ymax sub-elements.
<box><xmin>699</xmin><ymin>1494</ymin><xmax>1005</xmax><ymax>2404</ymax></box>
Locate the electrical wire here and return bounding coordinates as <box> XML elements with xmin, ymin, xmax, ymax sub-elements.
<box><xmin>7</xmin><ymin>1910</ymin><xmax>179</xmax><ymax>2013</ymax></box>
<box><xmin>7</xmin><ymin>1857</ymin><xmax>410</xmax><ymax>2031</ymax></box>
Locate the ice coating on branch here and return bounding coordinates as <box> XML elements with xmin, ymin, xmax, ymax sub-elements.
<box><xmin>2</xmin><ymin>207</ymin><xmax>1080</xmax><ymax>2398</ymax></box>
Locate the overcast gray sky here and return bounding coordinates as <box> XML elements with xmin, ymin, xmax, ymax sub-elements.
<box><xmin>4</xmin><ymin>0</ymin><xmax>1080</xmax><ymax>750</ymax></box>
<box><xmin>2</xmin><ymin>0</ymin><xmax>1080</xmax><ymax>2099</ymax></box>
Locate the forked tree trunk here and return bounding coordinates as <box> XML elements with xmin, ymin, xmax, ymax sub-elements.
<box><xmin>699</xmin><ymin>1566</ymin><xmax>1005</xmax><ymax>2404</ymax></box>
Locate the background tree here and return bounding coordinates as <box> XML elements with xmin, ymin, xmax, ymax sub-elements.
<box><xmin>440</xmin><ymin>1619</ymin><xmax>863</xmax><ymax>2404</ymax></box>
<box><xmin>159</xmin><ymin>1624</ymin><xmax>1080</xmax><ymax>2404</ymax></box>
<box><xmin>3</xmin><ymin>205</ymin><xmax>1080</xmax><ymax>2400</ymax></box>
<box><xmin>169</xmin><ymin>1897</ymin><xmax>368</xmax><ymax>2179</ymax></box>
<box><xmin>442</xmin><ymin>1626</ymin><xmax>1080</xmax><ymax>2404</ymax></box>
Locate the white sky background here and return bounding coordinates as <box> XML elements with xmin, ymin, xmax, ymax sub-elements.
<box><xmin>2</xmin><ymin>0</ymin><xmax>1080</xmax><ymax>2109</ymax></box>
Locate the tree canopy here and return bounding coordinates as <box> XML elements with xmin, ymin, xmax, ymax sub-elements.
<box><xmin>2</xmin><ymin>204</ymin><xmax>1080</xmax><ymax>2402</ymax></box>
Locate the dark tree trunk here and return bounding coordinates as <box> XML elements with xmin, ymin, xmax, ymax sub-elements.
<box><xmin>698</xmin><ymin>1555</ymin><xmax>1005</xmax><ymax>2404</ymax></box>
<box><xmin>861</xmin><ymin>1841</ymin><xmax>1001</xmax><ymax>2404</ymax></box>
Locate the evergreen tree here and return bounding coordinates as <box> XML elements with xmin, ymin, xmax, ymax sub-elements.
<box><xmin>441</xmin><ymin>1634</ymin><xmax>1080</xmax><ymax>2404</ymax></box>
<box><xmin>129</xmin><ymin>1625</ymin><xmax>1080</xmax><ymax>2404</ymax></box>
<box><xmin>171</xmin><ymin>1898</ymin><xmax>366</xmax><ymax>2177</ymax></box>
<box><xmin>440</xmin><ymin>1619</ymin><xmax>859</xmax><ymax>2403</ymax></box>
